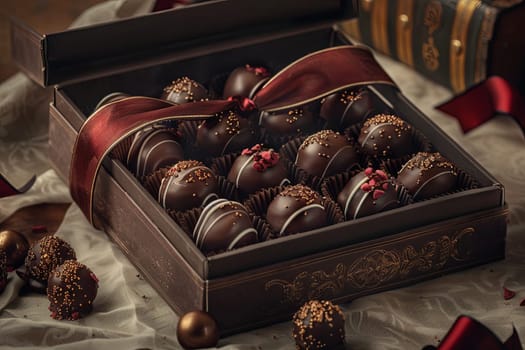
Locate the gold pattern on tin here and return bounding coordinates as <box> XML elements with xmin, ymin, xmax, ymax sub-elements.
<box><xmin>265</xmin><ymin>227</ymin><xmax>475</xmax><ymax>304</ymax></box>
<box><xmin>422</xmin><ymin>0</ymin><xmax>442</xmax><ymax>72</ymax></box>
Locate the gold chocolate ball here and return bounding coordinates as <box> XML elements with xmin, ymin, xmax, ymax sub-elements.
<box><xmin>0</xmin><ymin>230</ymin><xmax>29</xmax><ymax>270</ymax></box>
<box><xmin>176</xmin><ymin>310</ymin><xmax>219</xmax><ymax>349</ymax></box>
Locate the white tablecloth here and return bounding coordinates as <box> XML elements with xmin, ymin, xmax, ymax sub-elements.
<box><xmin>1</xmin><ymin>2</ymin><xmax>524</xmax><ymax>349</ymax></box>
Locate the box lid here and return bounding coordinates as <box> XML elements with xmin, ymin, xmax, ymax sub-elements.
<box><xmin>10</xmin><ymin>0</ymin><xmax>358</xmax><ymax>87</ymax></box>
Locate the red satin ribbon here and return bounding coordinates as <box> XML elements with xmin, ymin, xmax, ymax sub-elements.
<box><xmin>0</xmin><ymin>173</ymin><xmax>36</xmax><ymax>198</ymax></box>
<box><xmin>69</xmin><ymin>45</ymin><xmax>395</xmax><ymax>225</ymax></box>
<box><xmin>437</xmin><ymin>76</ymin><xmax>525</xmax><ymax>133</ymax></box>
<box><xmin>424</xmin><ymin>316</ymin><xmax>523</xmax><ymax>350</ymax></box>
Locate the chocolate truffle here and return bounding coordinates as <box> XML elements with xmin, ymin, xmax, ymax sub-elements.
<box><xmin>47</xmin><ymin>260</ymin><xmax>99</xmax><ymax>320</ymax></box>
<box><xmin>193</xmin><ymin>198</ymin><xmax>258</xmax><ymax>254</ymax></box>
<box><xmin>358</xmin><ymin>114</ymin><xmax>414</xmax><ymax>158</ymax></box>
<box><xmin>227</xmin><ymin>144</ymin><xmax>289</xmax><ymax>194</ymax></box>
<box><xmin>161</xmin><ymin>76</ymin><xmax>208</xmax><ymax>104</ymax></box>
<box><xmin>337</xmin><ymin>168</ymin><xmax>399</xmax><ymax>220</ymax></box>
<box><xmin>397</xmin><ymin>152</ymin><xmax>458</xmax><ymax>200</ymax></box>
<box><xmin>266</xmin><ymin>184</ymin><xmax>327</xmax><ymax>236</ymax></box>
<box><xmin>195</xmin><ymin>110</ymin><xmax>258</xmax><ymax>157</ymax></box>
<box><xmin>177</xmin><ymin>310</ymin><xmax>220</xmax><ymax>349</ymax></box>
<box><xmin>0</xmin><ymin>250</ymin><xmax>6</xmax><ymax>293</ymax></box>
<box><xmin>0</xmin><ymin>229</ymin><xmax>29</xmax><ymax>270</ymax></box>
<box><xmin>94</xmin><ymin>92</ymin><xmax>130</xmax><ymax>111</ymax></box>
<box><xmin>158</xmin><ymin>160</ymin><xmax>218</xmax><ymax>211</ymax></box>
<box><xmin>126</xmin><ymin>126</ymin><xmax>185</xmax><ymax>178</ymax></box>
<box><xmin>295</xmin><ymin>130</ymin><xmax>359</xmax><ymax>178</ymax></box>
<box><xmin>320</xmin><ymin>89</ymin><xmax>387</xmax><ymax>129</ymax></box>
<box><xmin>24</xmin><ymin>235</ymin><xmax>76</xmax><ymax>285</ymax></box>
<box><xmin>258</xmin><ymin>104</ymin><xmax>318</xmax><ymax>139</ymax></box>
<box><xmin>222</xmin><ymin>64</ymin><xmax>270</xmax><ymax>98</ymax></box>
<box><xmin>292</xmin><ymin>300</ymin><xmax>345</xmax><ymax>350</ymax></box>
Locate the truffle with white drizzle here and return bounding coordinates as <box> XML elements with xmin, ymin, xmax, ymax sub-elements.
<box><xmin>358</xmin><ymin>114</ymin><xmax>415</xmax><ymax>158</ymax></box>
<box><xmin>337</xmin><ymin>167</ymin><xmax>399</xmax><ymax>220</ymax></box>
<box><xmin>193</xmin><ymin>198</ymin><xmax>258</xmax><ymax>254</ymax></box>
<box><xmin>266</xmin><ymin>184</ymin><xmax>327</xmax><ymax>236</ymax></box>
<box><xmin>397</xmin><ymin>152</ymin><xmax>458</xmax><ymax>200</ymax></box>
<box><xmin>161</xmin><ymin>76</ymin><xmax>208</xmax><ymax>104</ymax></box>
<box><xmin>158</xmin><ymin>160</ymin><xmax>218</xmax><ymax>211</ymax></box>
<box><xmin>295</xmin><ymin>130</ymin><xmax>359</xmax><ymax>178</ymax></box>
<box><xmin>227</xmin><ymin>144</ymin><xmax>289</xmax><ymax>194</ymax></box>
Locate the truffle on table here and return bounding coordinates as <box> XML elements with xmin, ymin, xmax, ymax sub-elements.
<box><xmin>222</xmin><ymin>64</ymin><xmax>270</xmax><ymax>99</ymax></box>
<box><xmin>47</xmin><ymin>260</ymin><xmax>99</xmax><ymax>321</ymax></box>
<box><xmin>266</xmin><ymin>184</ymin><xmax>327</xmax><ymax>236</ymax></box>
<box><xmin>337</xmin><ymin>167</ymin><xmax>399</xmax><ymax>220</ymax></box>
<box><xmin>295</xmin><ymin>130</ymin><xmax>359</xmax><ymax>178</ymax></box>
<box><xmin>158</xmin><ymin>160</ymin><xmax>219</xmax><ymax>212</ymax></box>
<box><xmin>292</xmin><ymin>300</ymin><xmax>346</xmax><ymax>350</ymax></box>
<box><xmin>24</xmin><ymin>235</ymin><xmax>76</xmax><ymax>286</ymax></box>
<box><xmin>397</xmin><ymin>152</ymin><xmax>458</xmax><ymax>200</ymax></box>
<box><xmin>0</xmin><ymin>229</ymin><xmax>29</xmax><ymax>271</ymax></box>
<box><xmin>161</xmin><ymin>77</ymin><xmax>208</xmax><ymax>104</ymax></box>
<box><xmin>193</xmin><ymin>198</ymin><xmax>258</xmax><ymax>254</ymax></box>
<box><xmin>358</xmin><ymin>114</ymin><xmax>415</xmax><ymax>159</ymax></box>
<box><xmin>227</xmin><ymin>144</ymin><xmax>289</xmax><ymax>194</ymax></box>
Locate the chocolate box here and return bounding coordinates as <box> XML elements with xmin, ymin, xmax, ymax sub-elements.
<box><xmin>11</xmin><ymin>0</ymin><xmax>506</xmax><ymax>335</ymax></box>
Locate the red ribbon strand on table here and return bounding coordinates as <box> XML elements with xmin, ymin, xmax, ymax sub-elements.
<box><xmin>423</xmin><ymin>316</ymin><xmax>523</xmax><ymax>350</ymax></box>
<box><xmin>69</xmin><ymin>45</ymin><xmax>396</xmax><ymax>225</ymax></box>
<box><xmin>0</xmin><ymin>174</ymin><xmax>36</xmax><ymax>198</ymax></box>
<box><xmin>437</xmin><ymin>76</ymin><xmax>525</xmax><ymax>134</ymax></box>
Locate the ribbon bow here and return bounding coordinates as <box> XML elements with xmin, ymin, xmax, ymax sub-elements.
<box><xmin>69</xmin><ymin>45</ymin><xmax>396</xmax><ymax>225</ymax></box>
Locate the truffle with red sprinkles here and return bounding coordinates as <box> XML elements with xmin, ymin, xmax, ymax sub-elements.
<box><xmin>295</xmin><ymin>130</ymin><xmax>359</xmax><ymax>178</ymax></box>
<box><xmin>292</xmin><ymin>300</ymin><xmax>345</xmax><ymax>350</ymax></box>
<box><xmin>47</xmin><ymin>260</ymin><xmax>98</xmax><ymax>321</ymax></box>
<box><xmin>158</xmin><ymin>160</ymin><xmax>218</xmax><ymax>211</ymax></box>
<box><xmin>24</xmin><ymin>235</ymin><xmax>76</xmax><ymax>285</ymax></box>
<box><xmin>222</xmin><ymin>64</ymin><xmax>270</xmax><ymax>99</ymax></box>
<box><xmin>196</xmin><ymin>110</ymin><xmax>258</xmax><ymax>157</ymax></box>
<box><xmin>337</xmin><ymin>167</ymin><xmax>399</xmax><ymax>220</ymax></box>
<box><xmin>227</xmin><ymin>144</ymin><xmax>289</xmax><ymax>194</ymax></box>
<box><xmin>266</xmin><ymin>184</ymin><xmax>327</xmax><ymax>236</ymax></box>
<box><xmin>397</xmin><ymin>152</ymin><xmax>458</xmax><ymax>200</ymax></box>
<box><xmin>0</xmin><ymin>250</ymin><xmax>7</xmax><ymax>293</ymax></box>
<box><xmin>193</xmin><ymin>198</ymin><xmax>258</xmax><ymax>254</ymax></box>
<box><xmin>358</xmin><ymin>114</ymin><xmax>415</xmax><ymax>158</ymax></box>
<box><xmin>259</xmin><ymin>105</ymin><xmax>318</xmax><ymax>139</ymax></box>
<box><xmin>161</xmin><ymin>76</ymin><xmax>208</xmax><ymax>104</ymax></box>
<box><xmin>320</xmin><ymin>89</ymin><xmax>387</xmax><ymax>129</ymax></box>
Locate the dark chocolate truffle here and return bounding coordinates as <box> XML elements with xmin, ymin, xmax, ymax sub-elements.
<box><xmin>158</xmin><ymin>160</ymin><xmax>219</xmax><ymax>211</ymax></box>
<box><xmin>127</xmin><ymin>126</ymin><xmax>185</xmax><ymax>178</ymax></box>
<box><xmin>24</xmin><ymin>235</ymin><xmax>76</xmax><ymax>285</ymax></box>
<box><xmin>358</xmin><ymin>114</ymin><xmax>414</xmax><ymax>158</ymax></box>
<box><xmin>258</xmin><ymin>104</ymin><xmax>318</xmax><ymax>138</ymax></box>
<box><xmin>94</xmin><ymin>92</ymin><xmax>130</xmax><ymax>111</ymax></box>
<box><xmin>0</xmin><ymin>250</ymin><xmax>6</xmax><ymax>293</ymax></box>
<box><xmin>161</xmin><ymin>76</ymin><xmax>208</xmax><ymax>104</ymax></box>
<box><xmin>295</xmin><ymin>130</ymin><xmax>359</xmax><ymax>178</ymax></box>
<box><xmin>0</xmin><ymin>229</ymin><xmax>29</xmax><ymax>270</ymax></box>
<box><xmin>266</xmin><ymin>184</ymin><xmax>327</xmax><ymax>236</ymax></box>
<box><xmin>47</xmin><ymin>260</ymin><xmax>98</xmax><ymax>320</ymax></box>
<box><xmin>292</xmin><ymin>300</ymin><xmax>345</xmax><ymax>350</ymax></box>
<box><xmin>222</xmin><ymin>64</ymin><xmax>270</xmax><ymax>99</ymax></box>
<box><xmin>227</xmin><ymin>144</ymin><xmax>289</xmax><ymax>194</ymax></box>
<box><xmin>195</xmin><ymin>110</ymin><xmax>258</xmax><ymax>157</ymax></box>
<box><xmin>177</xmin><ymin>310</ymin><xmax>220</xmax><ymax>349</ymax></box>
<box><xmin>397</xmin><ymin>152</ymin><xmax>458</xmax><ymax>200</ymax></box>
<box><xmin>337</xmin><ymin>167</ymin><xmax>399</xmax><ymax>220</ymax></box>
<box><xmin>193</xmin><ymin>198</ymin><xmax>258</xmax><ymax>254</ymax></box>
<box><xmin>320</xmin><ymin>89</ymin><xmax>387</xmax><ymax>129</ymax></box>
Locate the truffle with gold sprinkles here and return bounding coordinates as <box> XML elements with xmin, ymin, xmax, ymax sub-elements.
<box><xmin>193</xmin><ymin>198</ymin><xmax>258</xmax><ymax>254</ymax></box>
<box><xmin>47</xmin><ymin>260</ymin><xmax>99</xmax><ymax>321</ymax></box>
<box><xmin>161</xmin><ymin>77</ymin><xmax>208</xmax><ymax>104</ymax></box>
<box><xmin>397</xmin><ymin>152</ymin><xmax>458</xmax><ymax>200</ymax></box>
<box><xmin>266</xmin><ymin>184</ymin><xmax>327</xmax><ymax>236</ymax></box>
<box><xmin>24</xmin><ymin>235</ymin><xmax>76</xmax><ymax>285</ymax></box>
<box><xmin>0</xmin><ymin>250</ymin><xmax>7</xmax><ymax>293</ymax></box>
<box><xmin>196</xmin><ymin>110</ymin><xmax>258</xmax><ymax>157</ymax></box>
<box><xmin>158</xmin><ymin>160</ymin><xmax>218</xmax><ymax>211</ymax></box>
<box><xmin>358</xmin><ymin>114</ymin><xmax>415</xmax><ymax>158</ymax></box>
<box><xmin>292</xmin><ymin>300</ymin><xmax>345</xmax><ymax>350</ymax></box>
<box><xmin>295</xmin><ymin>130</ymin><xmax>359</xmax><ymax>178</ymax></box>
<box><xmin>259</xmin><ymin>105</ymin><xmax>318</xmax><ymax>138</ymax></box>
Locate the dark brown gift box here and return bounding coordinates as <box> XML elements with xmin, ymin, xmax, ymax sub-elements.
<box><xmin>11</xmin><ymin>0</ymin><xmax>507</xmax><ymax>335</ymax></box>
